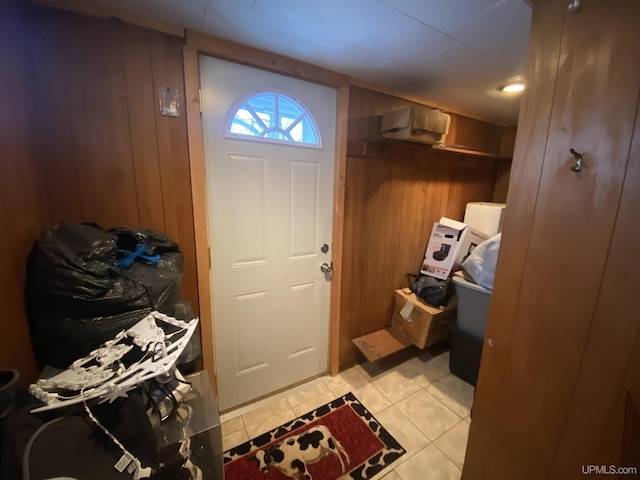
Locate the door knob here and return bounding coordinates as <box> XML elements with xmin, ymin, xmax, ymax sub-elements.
<box><xmin>321</xmin><ymin>262</ymin><xmax>333</xmax><ymax>273</ymax></box>
<box><xmin>321</xmin><ymin>243</ymin><xmax>329</xmax><ymax>253</ymax></box>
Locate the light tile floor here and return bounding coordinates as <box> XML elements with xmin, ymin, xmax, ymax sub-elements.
<box><xmin>220</xmin><ymin>348</ymin><xmax>474</xmax><ymax>480</ymax></box>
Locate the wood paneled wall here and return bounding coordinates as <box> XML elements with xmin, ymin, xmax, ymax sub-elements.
<box><xmin>0</xmin><ymin>0</ymin><xmax>51</xmax><ymax>383</ymax></box>
<box><xmin>0</xmin><ymin>2</ymin><xmax>513</xmax><ymax>379</ymax></box>
<box><xmin>338</xmin><ymin>87</ymin><xmax>500</xmax><ymax>368</ymax></box>
<box><xmin>464</xmin><ymin>0</ymin><xmax>640</xmax><ymax>476</ymax></box>
<box><xmin>0</xmin><ymin>2</ymin><xmax>197</xmax><ymax>381</ymax></box>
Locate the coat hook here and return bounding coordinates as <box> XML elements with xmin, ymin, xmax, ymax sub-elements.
<box><xmin>568</xmin><ymin>0</ymin><xmax>581</xmax><ymax>12</ymax></box>
<box><xmin>570</xmin><ymin>148</ymin><xmax>583</xmax><ymax>172</ymax></box>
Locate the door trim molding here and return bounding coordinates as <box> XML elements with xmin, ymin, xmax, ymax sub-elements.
<box><xmin>186</xmin><ymin>30</ymin><xmax>350</xmax><ymax>89</ymax></box>
<box><xmin>183</xmin><ymin>34</ymin><xmax>350</xmax><ymax>394</ymax></box>
<box><xmin>183</xmin><ymin>47</ymin><xmax>218</xmax><ymax>395</ymax></box>
<box><xmin>330</xmin><ymin>86</ymin><xmax>349</xmax><ymax>375</ymax></box>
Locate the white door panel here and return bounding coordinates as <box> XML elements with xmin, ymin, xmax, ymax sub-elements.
<box><xmin>200</xmin><ymin>56</ymin><xmax>336</xmax><ymax>410</ymax></box>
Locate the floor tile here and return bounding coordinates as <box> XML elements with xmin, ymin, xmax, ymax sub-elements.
<box><xmin>242</xmin><ymin>398</ymin><xmax>292</xmax><ymax>431</ymax></box>
<box><xmin>220</xmin><ymin>350</ymin><xmax>473</xmax><ymax>479</ymax></box>
<box><xmin>286</xmin><ymin>382</ymin><xmax>331</xmax><ymax>408</ymax></box>
<box><xmin>222</xmin><ymin>428</ymin><xmax>249</xmax><ymax>451</ymax></box>
<box><xmin>379</xmin><ymin>470</ymin><xmax>401</xmax><ymax>480</ymax></box>
<box><xmin>429</xmin><ymin>350</ymin><xmax>451</xmax><ymax>372</ymax></box>
<box><xmin>340</xmin><ymin>382</ymin><xmax>392</xmax><ymax>415</ymax></box>
<box><xmin>427</xmin><ymin>375</ymin><xmax>475</xmax><ymax>418</ymax></box>
<box><xmin>396</xmin><ymin>390</ymin><xmax>461</xmax><ymax>441</ymax></box>
<box><xmin>375</xmin><ymin>406</ymin><xmax>430</xmax><ymax>466</ymax></box>
<box><xmin>395</xmin><ymin>444</ymin><xmax>461</xmax><ymax>480</ymax></box>
<box><xmin>325</xmin><ymin>366</ymin><xmax>370</xmax><ymax>393</ymax></box>
<box><xmin>292</xmin><ymin>391</ymin><xmax>336</xmax><ymax>416</ymax></box>
<box><xmin>369</xmin><ymin>465</ymin><xmax>396</xmax><ymax>480</ymax></box>
<box><xmin>245</xmin><ymin>408</ymin><xmax>298</xmax><ymax>439</ymax></box>
<box><xmin>221</xmin><ymin>415</ymin><xmax>244</xmax><ymax>436</ymax></box>
<box><xmin>395</xmin><ymin>356</ymin><xmax>450</xmax><ymax>388</ymax></box>
<box><xmin>372</xmin><ymin>370</ymin><xmax>422</xmax><ymax>404</ymax></box>
<box><xmin>434</xmin><ymin>420</ymin><xmax>470</xmax><ymax>469</ymax></box>
<box><xmin>219</xmin><ymin>374</ymin><xmax>330</xmax><ymax>421</ymax></box>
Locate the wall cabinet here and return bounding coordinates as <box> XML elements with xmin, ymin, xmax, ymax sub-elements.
<box><xmin>464</xmin><ymin>0</ymin><xmax>640</xmax><ymax>478</ymax></box>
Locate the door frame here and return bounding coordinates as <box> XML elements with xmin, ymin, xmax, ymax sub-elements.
<box><xmin>183</xmin><ymin>30</ymin><xmax>350</xmax><ymax>399</ymax></box>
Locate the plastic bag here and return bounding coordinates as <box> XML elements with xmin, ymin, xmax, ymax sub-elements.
<box><xmin>26</xmin><ymin>223</ymin><xmax>184</xmax><ymax>368</ymax></box>
<box><xmin>461</xmin><ymin>233</ymin><xmax>501</xmax><ymax>290</ymax></box>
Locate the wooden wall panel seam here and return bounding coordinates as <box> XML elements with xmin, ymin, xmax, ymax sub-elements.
<box><xmin>463</xmin><ymin>0</ymin><xmax>568</xmax><ymax>476</ymax></box>
<box><xmin>477</xmin><ymin>6</ymin><xmax>569</xmax><ymax>476</ymax></box>
<box><xmin>549</xmin><ymin>78</ymin><xmax>640</xmax><ymax>477</ymax></box>
<box><xmin>119</xmin><ymin>24</ymin><xmax>143</xmax><ymax>228</ymax></box>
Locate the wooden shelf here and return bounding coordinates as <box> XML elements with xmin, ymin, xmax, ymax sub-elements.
<box><xmin>352</xmin><ymin>326</ymin><xmax>414</xmax><ymax>362</ymax></box>
<box><xmin>432</xmin><ymin>143</ymin><xmax>510</xmax><ymax>159</ymax></box>
<box><xmin>355</xmin><ymin>137</ymin><xmax>511</xmax><ymax>159</ymax></box>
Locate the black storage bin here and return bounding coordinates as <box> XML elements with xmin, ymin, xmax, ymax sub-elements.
<box><xmin>449</xmin><ymin>318</ymin><xmax>484</xmax><ymax>386</ymax></box>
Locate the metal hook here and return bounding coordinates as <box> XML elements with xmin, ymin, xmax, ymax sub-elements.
<box><xmin>568</xmin><ymin>0</ymin><xmax>581</xmax><ymax>12</ymax></box>
<box><xmin>570</xmin><ymin>148</ymin><xmax>583</xmax><ymax>172</ymax></box>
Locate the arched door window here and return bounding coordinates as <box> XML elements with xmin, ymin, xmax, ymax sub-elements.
<box><xmin>225</xmin><ymin>91</ymin><xmax>321</xmax><ymax>148</ymax></box>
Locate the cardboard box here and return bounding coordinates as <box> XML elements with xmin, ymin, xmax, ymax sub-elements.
<box><xmin>420</xmin><ymin>217</ymin><xmax>489</xmax><ymax>280</ymax></box>
<box><xmin>391</xmin><ymin>288</ymin><xmax>456</xmax><ymax>349</ymax></box>
<box><xmin>463</xmin><ymin>202</ymin><xmax>505</xmax><ymax>237</ymax></box>
<box><xmin>380</xmin><ymin>106</ymin><xmax>451</xmax><ymax>145</ymax></box>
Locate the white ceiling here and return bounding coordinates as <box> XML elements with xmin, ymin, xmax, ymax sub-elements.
<box><xmin>86</xmin><ymin>0</ymin><xmax>532</xmax><ymax>125</ymax></box>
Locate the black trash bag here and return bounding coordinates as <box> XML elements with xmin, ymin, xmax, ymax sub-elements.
<box><xmin>173</xmin><ymin>301</ymin><xmax>202</xmax><ymax>374</ymax></box>
<box><xmin>26</xmin><ymin>223</ymin><xmax>184</xmax><ymax>369</ymax></box>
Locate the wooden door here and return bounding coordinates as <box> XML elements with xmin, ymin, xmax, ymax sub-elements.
<box><xmin>464</xmin><ymin>0</ymin><xmax>640</xmax><ymax>478</ymax></box>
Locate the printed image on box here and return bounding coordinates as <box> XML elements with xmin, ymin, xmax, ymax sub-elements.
<box><xmin>420</xmin><ymin>218</ymin><xmax>488</xmax><ymax>280</ymax></box>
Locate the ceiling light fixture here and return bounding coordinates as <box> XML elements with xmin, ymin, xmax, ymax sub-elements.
<box><xmin>500</xmin><ymin>82</ymin><xmax>526</xmax><ymax>93</ymax></box>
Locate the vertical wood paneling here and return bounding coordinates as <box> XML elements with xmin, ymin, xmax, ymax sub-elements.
<box><xmin>148</xmin><ymin>31</ymin><xmax>199</xmax><ymax>314</ymax></box>
<box><xmin>483</xmin><ymin>0</ymin><xmax>639</xmax><ymax>476</ymax></box>
<box><xmin>465</xmin><ymin>0</ymin><xmax>640</xmax><ymax>478</ymax></box>
<box><xmin>62</xmin><ymin>15</ymin><xmax>140</xmax><ymax>227</ymax></box>
<box><xmin>548</xmin><ymin>91</ymin><xmax>640</xmax><ymax>479</ymax></box>
<box><xmin>30</xmin><ymin>9</ymin><xmax>83</xmax><ymax>224</ymax></box>
<box><xmin>445</xmin><ymin>164</ymin><xmax>497</xmax><ymax>220</ymax></box>
<box><xmin>0</xmin><ymin>0</ymin><xmax>52</xmax><ymax>382</ymax></box>
<box><xmin>122</xmin><ymin>25</ymin><xmax>166</xmax><ymax>233</ymax></box>
<box><xmin>493</xmin><ymin>161</ymin><xmax>511</xmax><ymax>203</ymax></box>
<box><xmin>339</xmin><ymin>90</ymin><xmax>500</xmax><ymax>368</ymax></box>
<box><xmin>0</xmin><ymin>5</ymin><xmax>201</xmax><ymax>380</ymax></box>
<box><xmin>463</xmin><ymin>0</ymin><xmax>566</xmax><ymax>475</ymax></box>
<box><xmin>448</xmin><ymin>115</ymin><xmax>503</xmax><ymax>154</ymax></box>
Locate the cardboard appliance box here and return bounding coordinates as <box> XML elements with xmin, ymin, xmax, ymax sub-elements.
<box><xmin>463</xmin><ymin>202</ymin><xmax>505</xmax><ymax>237</ymax></box>
<box><xmin>420</xmin><ymin>217</ymin><xmax>488</xmax><ymax>280</ymax></box>
<box><xmin>391</xmin><ymin>288</ymin><xmax>456</xmax><ymax>349</ymax></box>
<box><xmin>380</xmin><ymin>106</ymin><xmax>451</xmax><ymax>145</ymax></box>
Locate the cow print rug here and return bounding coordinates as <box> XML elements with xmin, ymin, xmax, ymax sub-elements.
<box><xmin>223</xmin><ymin>392</ymin><xmax>405</xmax><ymax>480</ymax></box>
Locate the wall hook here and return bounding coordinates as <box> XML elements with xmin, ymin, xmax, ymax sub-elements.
<box><xmin>570</xmin><ymin>148</ymin><xmax>583</xmax><ymax>172</ymax></box>
<box><xmin>568</xmin><ymin>0</ymin><xmax>581</xmax><ymax>12</ymax></box>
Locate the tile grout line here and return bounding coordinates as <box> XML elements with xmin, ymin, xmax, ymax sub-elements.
<box><xmin>222</xmin><ymin>353</ymin><xmax>471</xmax><ymax>477</ymax></box>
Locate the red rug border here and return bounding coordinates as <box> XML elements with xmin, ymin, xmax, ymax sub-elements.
<box><xmin>223</xmin><ymin>392</ymin><xmax>406</xmax><ymax>480</ymax></box>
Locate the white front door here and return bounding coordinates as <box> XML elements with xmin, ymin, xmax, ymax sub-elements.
<box><xmin>200</xmin><ymin>56</ymin><xmax>336</xmax><ymax>411</ymax></box>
